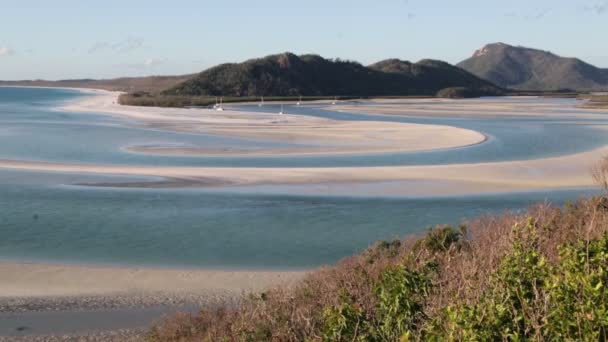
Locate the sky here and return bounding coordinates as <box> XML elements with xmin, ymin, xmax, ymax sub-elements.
<box><xmin>1</xmin><ymin>0</ymin><xmax>607</xmax><ymax>80</ymax></box>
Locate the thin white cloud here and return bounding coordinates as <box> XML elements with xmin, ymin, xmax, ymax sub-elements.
<box><xmin>115</xmin><ymin>37</ymin><xmax>144</xmax><ymax>53</ymax></box>
<box><xmin>88</xmin><ymin>37</ymin><xmax>145</xmax><ymax>54</ymax></box>
<box><xmin>533</xmin><ymin>8</ymin><xmax>551</xmax><ymax>19</ymax></box>
<box><xmin>123</xmin><ymin>57</ymin><xmax>167</xmax><ymax>69</ymax></box>
<box><xmin>584</xmin><ymin>2</ymin><xmax>607</xmax><ymax>14</ymax></box>
<box><xmin>88</xmin><ymin>42</ymin><xmax>110</xmax><ymax>54</ymax></box>
<box><xmin>504</xmin><ymin>8</ymin><xmax>551</xmax><ymax>20</ymax></box>
<box><xmin>143</xmin><ymin>57</ymin><xmax>166</xmax><ymax>67</ymax></box>
<box><xmin>0</xmin><ymin>47</ymin><xmax>14</xmax><ymax>56</ymax></box>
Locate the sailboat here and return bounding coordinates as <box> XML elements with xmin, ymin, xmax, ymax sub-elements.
<box><xmin>331</xmin><ymin>96</ymin><xmax>338</xmax><ymax>105</ymax></box>
<box><xmin>279</xmin><ymin>104</ymin><xmax>284</xmax><ymax>115</ymax></box>
<box><xmin>216</xmin><ymin>97</ymin><xmax>224</xmax><ymax>111</ymax></box>
<box><xmin>296</xmin><ymin>95</ymin><xmax>302</xmax><ymax>106</ymax></box>
<box><xmin>258</xmin><ymin>96</ymin><xmax>264</xmax><ymax>107</ymax></box>
<box><xmin>213</xmin><ymin>97</ymin><xmax>219</xmax><ymax>109</ymax></box>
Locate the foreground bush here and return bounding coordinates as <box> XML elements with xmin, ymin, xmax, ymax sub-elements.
<box><xmin>148</xmin><ymin>198</ymin><xmax>608</xmax><ymax>341</ymax></box>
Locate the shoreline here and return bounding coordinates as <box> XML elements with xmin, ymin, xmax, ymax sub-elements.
<box><xmin>0</xmin><ymin>260</ymin><xmax>305</xmax><ymax>337</ymax></box>
<box><xmin>0</xmin><ymin>261</ymin><xmax>308</xmax><ymax>341</ymax></box>
<box><xmin>0</xmin><ymin>260</ymin><xmax>305</xmax><ymax>310</ymax></box>
<box><xmin>0</xmin><ymin>87</ymin><xmax>607</xmax><ymax>337</ymax></box>
<box><xmin>56</xmin><ymin>88</ymin><xmax>488</xmax><ymax>156</ymax></box>
<box><xmin>0</xmin><ymin>87</ymin><xmax>606</xmax><ymax>196</ymax></box>
<box><xmin>328</xmin><ymin>97</ymin><xmax>608</xmax><ymax>119</ymax></box>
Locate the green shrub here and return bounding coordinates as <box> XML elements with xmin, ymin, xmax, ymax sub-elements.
<box><xmin>374</xmin><ymin>266</ymin><xmax>432</xmax><ymax>341</ymax></box>
<box><xmin>427</xmin><ymin>220</ymin><xmax>608</xmax><ymax>341</ymax></box>
<box><xmin>546</xmin><ymin>233</ymin><xmax>608</xmax><ymax>340</ymax></box>
<box><xmin>322</xmin><ymin>290</ymin><xmax>370</xmax><ymax>341</ymax></box>
<box><xmin>422</xmin><ymin>225</ymin><xmax>465</xmax><ymax>253</ymax></box>
<box><xmin>149</xmin><ymin>198</ymin><xmax>608</xmax><ymax>341</ymax></box>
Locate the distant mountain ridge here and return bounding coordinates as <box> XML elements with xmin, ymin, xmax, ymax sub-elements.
<box><xmin>0</xmin><ymin>53</ymin><xmax>504</xmax><ymax>99</ymax></box>
<box><xmin>0</xmin><ymin>75</ymin><xmax>194</xmax><ymax>93</ymax></box>
<box><xmin>163</xmin><ymin>53</ymin><xmax>503</xmax><ymax>97</ymax></box>
<box><xmin>458</xmin><ymin>43</ymin><xmax>608</xmax><ymax>91</ymax></box>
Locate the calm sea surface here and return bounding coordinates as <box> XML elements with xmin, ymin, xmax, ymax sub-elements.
<box><xmin>0</xmin><ymin>87</ymin><xmax>603</xmax><ymax>269</ymax></box>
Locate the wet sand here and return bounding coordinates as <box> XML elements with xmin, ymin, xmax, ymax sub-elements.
<box><xmin>0</xmin><ymin>261</ymin><xmax>304</xmax><ymax>339</ymax></box>
<box><xmin>0</xmin><ymin>262</ymin><xmax>303</xmax><ymax>299</ymax></box>
<box><xmin>329</xmin><ymin>97</ymin><xmax>606</xmax><ymax>118</ymax></box>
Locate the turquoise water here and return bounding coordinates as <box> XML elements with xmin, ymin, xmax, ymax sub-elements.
<box><xmin>0</xmin><ymin>87</ymin><xmax>604</xmax><ymax>269</ymax></box>
<box><xmin>0</xmin><ymin>171</ymin><xmax>597</xmax><ymax>269</ymax></box>
<box><xmin>1</xmin><ymin>87</ymin><xmax>608</xmax><ymax>167</ymax></box>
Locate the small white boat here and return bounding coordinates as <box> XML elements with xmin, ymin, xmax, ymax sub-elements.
<box><xmin>296</xmin><ymin>96</ymin><xmax>302</xmax><ymax>106</ymax></box>
<box><xmin>216</xmin><ymin>97</ymin><xmax>224</xmax><ymax>111</ymax></box>
<box><xmin>258</xmin><ymin>96</ymin><xmax>264</xmax><ymax>107</ymax></box>
<box><xmin>331</xmin><ymin>96</ymin><xmax>338</xmax><ymax>105</ymax></box>
<box><xmin>279</xmin><ymin>104</ymin><xmax>284</xmax><ymax>115</ymax></box>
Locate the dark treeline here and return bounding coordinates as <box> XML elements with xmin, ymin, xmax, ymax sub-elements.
<box><xmin>161</xmin><ymin>53</ymin><xmax>504</xmax><ymax>99</ymax></box>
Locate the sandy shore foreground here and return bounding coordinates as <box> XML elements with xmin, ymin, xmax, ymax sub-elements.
<box><xmin>0</xmin><ymin>262</ymin><xmax>304</xmax><ymax>311</ymax></box>
<box><xmin>0</xmin><ymin>262</ymin><xmax>303</xmax><ymax>339</ymax></box>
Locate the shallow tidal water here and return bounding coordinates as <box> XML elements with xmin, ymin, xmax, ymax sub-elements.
<box><xmin>0</xmin><ymin>87</ymin><xmax>604</xmax><ymax>269</ymax></box>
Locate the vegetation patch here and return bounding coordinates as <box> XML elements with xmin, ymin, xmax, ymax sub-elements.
<box><xmin>147</xmin><ymin>191</ymin><xmax>608</xmax><ymax>341</ymax></box>
<box><xmin>161</xmin><ymin>53</ymin><xmax>504</xmax><ymax>99</ymax></box>
<box><xmin>117</xmin><ymin>92</ymin><xmax>360</xmax><ymax>108</ymax></box>
<box><xmin>583</xmin><ymin>95</ymin><xmax>608</xmax><ymax>109</ymax></box>
<box><xmin>436</xmin><ymin>87</ymin><xmax>487</xmax><ymax>98</ymax></box>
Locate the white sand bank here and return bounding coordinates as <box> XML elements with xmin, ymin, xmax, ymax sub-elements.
<box><xmin>61</xmin><ymin>90</ymin><xmax>486</xmax><ymax>155</ymax></box>
<box><xmin>0</xmin><ymin>261</ymin><xmax>304</xmax><ymax>300</ymax></box>
<box><xmin>0</xmin><ymin>141</ymin><xmax>604</xmax><ymax>195</ymax></box>
<box><xmin>330</xmin><ymin>97</ymin><xmax>607</xmax><ymax>119</ymax></box>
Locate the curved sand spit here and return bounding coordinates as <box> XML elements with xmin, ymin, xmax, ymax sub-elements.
<box><xmin>0</xmin><ymin>90</ymin><xmax>605</xmax><ymax>195</ymax></box>
<box><xmin>0</xmin><ymin>142</ymin><xmax>603</xmax><ymax>195</ymax></box>
<box><xmin>62</xmin><ymin>90</ymin><xmax>486</xmax><ymax>156</ymax></box>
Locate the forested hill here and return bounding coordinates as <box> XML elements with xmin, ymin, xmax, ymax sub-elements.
<box><xmin>163</xmin><ymin>53</ymin><xmax>504</xmax><ymax>97</ymax></box>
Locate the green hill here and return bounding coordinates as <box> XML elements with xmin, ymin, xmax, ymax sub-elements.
<box><xmin>162</xmin><ymin>53</ymin><xmax>504</xmax><ymax>98</ymax></box>
<box><xmin>458</xmin><ymin>42</ymin><xmax>608</xmax><ymax>91</ymax></box>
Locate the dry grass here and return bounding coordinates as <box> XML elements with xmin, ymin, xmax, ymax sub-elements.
<box><xmin>148</xmin><ymin>160</ymin><xmax>608</xmax><ymax>341</ymax></box>
<box><xmin>582</xmin><ymin>95</ymin><xmax>608</xmax><ymax>109</ymax></box>
<box><xmin>146</xmin><ymin>197</ymin><xmax>607</xmax><ymax>341</ymax></box>
<box><xmin>593</xmin><ymin>156</ymin><xmax>608</xmax><ymax>194</ymax></box>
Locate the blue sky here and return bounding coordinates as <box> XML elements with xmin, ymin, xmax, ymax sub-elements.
<box><xmin>1</xmin><ymin>0</ymin><xmax>607</xmax><ymax>80</ymax></box>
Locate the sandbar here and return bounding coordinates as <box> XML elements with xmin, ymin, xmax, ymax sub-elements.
<box><xmin>61</xmin><ymin>90</ymin><xmax>486</xmax><ymax>156</ymax></box>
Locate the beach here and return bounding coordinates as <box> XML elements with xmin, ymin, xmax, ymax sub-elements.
<box><xmin>0</xmin><ymin>261</ymin><xmax>304</xmax><ymax>339</ymax></box>
<box><xmin>1</xmin><ymin>89</ymin><xmax>607</xmax><ymax>338</ymax></box>
<box><xmin>0</xmin><ymin>262</ymin><xmax>304</xmax><ymax>299</ymax></box>
<box><xmin>61</xmin><ymin>90</ymin><xmax>486</xmax><ymax>156</ymax></box>
<box><xmin>0</xmin><ymin>89</ymin><xmax>595</xmax><ymax>195</ymax></box>
<box><xmin>329</xmin><ymin>97</ymin><xmax>602</xmax><ymax>118</ymax></box>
